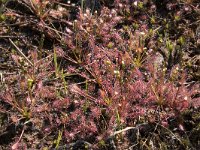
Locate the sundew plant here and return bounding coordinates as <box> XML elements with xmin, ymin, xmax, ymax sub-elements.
<box><xmin>0</xmin><ymin>0</ymin><xmax>199</xmax><ymax>149</ymax></box>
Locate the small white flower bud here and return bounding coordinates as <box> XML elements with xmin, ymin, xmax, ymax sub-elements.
<box><xmin>140</xmin><ymin>32</ymin><xmax>145</xmax><ymax>35</ymax></box>
<box><xmin>86</xmin><ymin>8</ymin><xmax>90</xmax><ymax>14</ymax></box>
<box><xmin>100</xmin><ymin>19</ymin><xmax>104</xmax><ymax>23</ymax></box>
<box><xmin>114</xmin><ymin>70</ymin><xmax>120</xmax><ymax>75</ymax></box>
<box><xmin>134</xmin><ymin>1</ymin><xmax>138</xmax><ymax>6</ymax></box>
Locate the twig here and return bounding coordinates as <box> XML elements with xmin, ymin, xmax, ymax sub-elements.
<box><xmin>9</xmin><ymin>38</ymin><xmax>33</xmax><ymax>66</ymax></box>
<box><xmin>54</xmin><ymin>1</ymin><xmax>77</xmax><ymax>8</ymax></box>
<box><xmin>110</xmin><ymin>123</ymin><xmax>148</xmax><ymax>137</ymax></box>
<box><xmin>11</xmin><ymin>126</ymin><xmax>25</xmax><ymax>150</ymax></box>
<box><xmin>0</xmin><ymin>35</ymin><xmax>25</xmax><ymax>38</ymax></box>
<box><xmin>158</xmin><ymin>123</ymin><xmax>184</xmax><ymax>145</ymax></box>
<box><xmin>111</xmin><ymin>127</ymin><xmax>138</xmax><ymax>137</ymax></box>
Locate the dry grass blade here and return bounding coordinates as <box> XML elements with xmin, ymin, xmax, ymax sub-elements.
<box><xmin>9</xmin><ymin>38</ymin><xmax>33</xmax><ymax>66</ymax></box>
<box><xmin>111</xmin><ymin>127</ymin><xmax>138</xmax><ymax>137</ymax></box>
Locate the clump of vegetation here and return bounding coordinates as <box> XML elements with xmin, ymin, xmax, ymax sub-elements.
<box><xmin>0</xmin><ymin>0</ymin><xmax>199</xmax><ymax>149</ymax></box>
